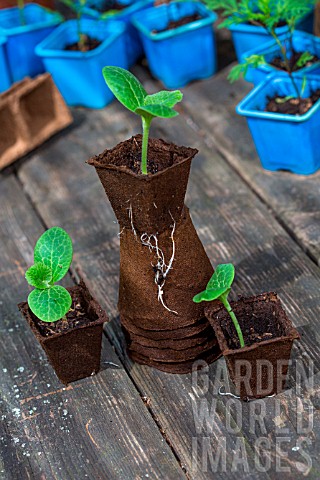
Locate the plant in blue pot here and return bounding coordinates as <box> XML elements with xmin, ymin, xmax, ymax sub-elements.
<box><xmin>131</xmin><ymin>1</ymin><xmax>218</xmax><ymax>89</ymax></box>
<box><xmin>83</xmin><ymin>0</ymin><xmax>152</xmax><ymax>66</ymax></box>
<box><xmin>0</xmin><ymin>2</ymin><xmax>62</xmax><ymax>83</ymax></box>
<box><xmin>235</xmin><ymin>72</ymin><xmax>320</xmax><ymax>175</ymax></box>
<box><xmin>35</xmin><ymin>0</ymin><xmax>128</xmax><ymax>108</ymax></box>
<box><xmin>205</xmin><ymin>0</ymin><xmax>315</xmax><ymax>62</ymax></box>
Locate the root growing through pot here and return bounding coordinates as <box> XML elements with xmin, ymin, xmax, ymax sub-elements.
<box><xmin>140</xmin><ymin>214</ymin><xmax>178</xmax><ymax>315</ymax></box>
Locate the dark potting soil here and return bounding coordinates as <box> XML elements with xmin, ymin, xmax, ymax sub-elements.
<box><xmin>31</xmin><ymin>293</ymin><xmax>99</xmax><ymax>338</ymax></box>
<box><xmin>92</xmin><ymin>135</ymin><xmax>193</xmax><ymax>175</ymax></box>
<box><xmin>266</xmin><ymin>89</ymin><xmax>320</xmax><ymax>115</ymax></box>
<box><xmin>270</xmin><ymin>51</ymin><xmax>319</xmax><ymax>72</ymax></box>
<box><xmin>94</xmin><ymin>0</ymin><xmax>125</xmax><ymax>12</ymax></box>
<box><xmin>219</xmin><ymin>297</ymin><xmax>287</xmax><ymax>351</ymax></box>
<box><xmin>65</xmin><ymin>36</ymin><xmax>101</xmax><ymax>52</ymax></box>
<box><xmin>152</xmin><ymin>14</ymin><xmax>203</xmax><ymax>34</ymax></box>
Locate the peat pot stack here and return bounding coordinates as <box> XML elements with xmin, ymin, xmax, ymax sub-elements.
<box><xmin>89</xmin><ymin>135</ymin><xmax>221</xmax><ymax>373</ymax></box>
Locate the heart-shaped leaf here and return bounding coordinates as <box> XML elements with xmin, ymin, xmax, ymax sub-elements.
<box><xmin>144</xmin><ymin>90</ymin><xmax>183</xmax><ymax>108</ymax></box>
<box><xmin>28</xmin><ymin>285</ymin><xmax>72</xmax><ymax>322</ymax></box>
<box><xmin>102</xmin><ymin>66</ymin><xmax>147</xmax><ymax>112</ymax></box>
<box><xmin>25</xmin><ymin>263</ymin><xmax>53</xmax><ymax>289</ymax></box>
<box><xmin>206</xmin><ymin>263</ymin><xmax>235</xmax><ymax>293</ymax></box>
<box><xmin>135</xmin><ymin>104</ymin><xmax>179</xmax><ymax>119</ymax></box>
<box><xmin>34</xmin><ymin>227</ymin><xmax>73</xmax><ymax>283</ymax></box>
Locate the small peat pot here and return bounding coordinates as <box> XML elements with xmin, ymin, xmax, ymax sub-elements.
<box><xmin>229</xmin><ymin>10</ymin><xmax>314</xmax><ymax>62</ymax></box>
<box><xmin>0</xmin><ymin>3</ymin><xmax>62</xmax><ymax>82</ymax></box>
<box><xmin>206</xmin><ymin>292</ymin><xmax>300</xmax><ymax>401</ymax></box>
<box><xmin>0</xmin><ymin>36</ymin><xmax>11</xmax><ymax>92</ymax></box>
<box><xmin>84</xmin><ymin>0</ymin><xmax>152</xmax><ymax>66</ymax></box>
<box><xmin>241</xmin><ymin>31</ymin><xmax>320</xmax><ymax>85</ymax></box>
<box><xmin>18</xmin><ymin>281</ymin><xmax>108</xmax><ymax>384</ymax></box>
<box><xmin>131</xmin><ymin>1</ymin><xmax>217</xmax><ymax>89</ymax></box>
<box><xmin>35</xmin><ymin>19</ymin><xmax>128</xmax><ymax>108</ymax></box>
<box><xmin>236</xmin><ymin>74</ymin><xmax>320</xmax><ymax>175</ymax></box>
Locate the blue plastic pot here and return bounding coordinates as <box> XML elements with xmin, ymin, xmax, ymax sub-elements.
<box><xmin>229</xmin><ymin>9</ymin><xmax>314</xmax><ymax>62</ymax></box>
<box><xmin>0</xmin><ymin>36</ymin><xmax>10</xmax><ymax>92</ymax></box>
<box><xmin>241</xmin><ymin>31</ymin><xmax>320</xmax><ymax>85</ymax></box>
<box><xmin>35</xmin><ymin>19</ymin><xmax>128</xmax><ymax>108</ymax></box>
<box><xmin>0</xmin><ymin>4</ymin><xmax>62</xmax><ymax>82</ymax></box>
<box><xmin>84</xmin><ymin>0</ymin><xmax>152</xmax><ymax>66</ymax></box>
<box><xmin>236</xmin><ymin>74</ymin><xmax>320</xmax><ymax>175</ymax></box>
<box><xmin>132</xmin><ymin>1</ymin><xmax>217</xmax><ymax>89</ymax></box>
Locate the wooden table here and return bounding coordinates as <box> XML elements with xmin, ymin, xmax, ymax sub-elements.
<box><xmin>1</xmin><ymin>65</ymin><xmax>320</xmax><ymax>479</ymax></box>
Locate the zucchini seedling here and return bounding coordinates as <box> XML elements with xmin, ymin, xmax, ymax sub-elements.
<box><xmin>102</xmin><ymin>66</ymin><xmax>183</xmax><ymax>175</ymax></box>
<box><xmin>193</xmin><ymin>263</ymin><xmax>245</xmax><ymax>348</ymax></box>
<box><xmin>25</xmin><ymin>227</ymin><xmax>73</xmax><ymax>322</ymax></box>
<box><xmin>58</xmin><ymin>0</ymin><xmax>89</xmax><ymax>51</ymax></box>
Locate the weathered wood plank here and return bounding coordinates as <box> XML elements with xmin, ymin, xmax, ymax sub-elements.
<box><xmin>0</xmin><ymin>175</ymin><xmax>186</xmax><ymax>480</ymax></box>
<box><xmin>17</xmin><ymin>95</ymin><xmax>320</xmax><ymax>478</ymax></box>
<box><xmin>179</xmin><ymin>65</ymin><xmax>320</xmax><ymax>267</ymax></box>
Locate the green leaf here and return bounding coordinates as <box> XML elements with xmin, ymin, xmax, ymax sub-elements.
<box><xmin>34</xmin><ymin>227</ymin><xmax>73</xmax><ymax>283</ymax></box>
<box><xmin>102</xmin><ymin>66</ymin><xmax>147</xmax><ymax>112</ymax></box>
<box><xmin>28</xmin><ymin>285</ymin><xmax>72</xmax><ymax>322</ymax></box>
<box><xmin>135</xmin><ymin>104</ymin><xmax>179</xmax><ymax>119</ymax></box>
<box><xmin>207</xmin><ymin>263</ymin><xmax>235</xmax><ymax>292</ymax></box>
<box><xmin>296</xmin><ymin>51</ymin><xmax>314</xmax><ymax>68</ymax></box>
<box><xmin>193</xmin><ymin>287</ymin><xmax>229</xmax><ymax>303</ymax></box>
<box><xmin>144</xmin><ymin>90</ymin><xmax>183</xmax><ymax>108</ymax></box>
<box><xmin>25</xmin><ymin>263</ymin><xmax>52</xmax><ymax>289</ymax></box>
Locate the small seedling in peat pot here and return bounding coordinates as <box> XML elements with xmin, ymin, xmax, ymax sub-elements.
<box><xmin>20</xmin><ymin>226</ymin><xmax>108</xmax><ymax>384</ymax></box>
<box><xmin>102</xmin><ymin>66</ymin><xmax>183</xmax><ymax>175</ymax></box>
<box><xmin>193</xmin><ymin>263</ymin><xmax>245</xmax><ymax>347</ymax></box>
<box><xmin>25</xmin><ymin>227</ymin><xmax>73</xmax><ymax>322</ymax></box>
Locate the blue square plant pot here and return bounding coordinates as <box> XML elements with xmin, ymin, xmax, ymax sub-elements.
<box><xmin>236</xmin><ymin>74</ymin><xmax>320</xmax><ymax>175</ymax></box>
<box><xmin>0</xmin><ymin>36</ymin><xmax>11</xmax><ymax>92</ymax></box>
<box><xmin>229</xmin><ymin>7</ymin><xmax>314</xmax><ymax>61</ymax></box>
<box><xmin>35</xmin><ymin>19</ymin><xmax>128</xmax><ymax>108</ymax></box>
<box><xmin>84</xmin><ymin>0</ymin><xmax>152</xmax><ymax>66</ymax></box>
<box><xmin>240</xmin><ymin>31</ymin><xmax>320</xmax><ymax>84</ymax></box>
<box><xmin>131</xmin><ymin>1</ymin><xmax>217</xmax><ymax>89</ymax></box>
<box><xmin>0</xmin><ymin>3</ymin><xmax>62</xmax><ymax>82</ymax></box>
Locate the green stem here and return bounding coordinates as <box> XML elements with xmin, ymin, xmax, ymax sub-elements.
<box><xmin>77</xmin><ymin>12</ymin><xmax>85</xmax><ymax>51</ymax></box>
<box><xmin>141</xmin><ymin>116</ymin><xmax>151</xmax><ymax>175</ymax></box>
<box><xmin>222</xmin><ymin>297</ymin><xmax>245</xmax><ymax>348</ymax></box>
<box><xmin>17</xmin><ymin>0</ymin><xmax>26</xmax><ymax>26</ymax></box>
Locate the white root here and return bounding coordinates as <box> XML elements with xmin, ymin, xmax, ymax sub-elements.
<box><xmin>140</xmin><ymin>213</ymin><xmax>178</xmax><ymax>315</ymax></box>
<box><xmin>127</xmin><ymin>203</ymin><xmax>137</xmax><ymax>239</ymax></box>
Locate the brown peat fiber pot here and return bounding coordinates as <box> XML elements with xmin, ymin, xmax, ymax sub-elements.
<box><xmin>206</xmin><ymin>292</ymin><xmax>300</xmax><ymax>400</ymax></box>
<box><xmin>18</xmin><ymin>281</ymin><xmax>108</xmax><ymax>384</ymax></box>
<box><xmin>88</xmin><ymin>134</ymin><xmax>221</xmax><ymax>373</ymax></box>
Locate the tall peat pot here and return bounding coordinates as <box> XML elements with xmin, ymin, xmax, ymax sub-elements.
<box><xmin>206</xmin><ymin>292</ymin><xmax>300</xmax><ymax>400</ymax></box>
<box><xmin>0</xmin><ymin>3</ymin><xmax>62</xmax><ymax>82</ymax></box>
<box><xmin>18</xmin><ymin>281</ymin><xmax>108</xmax><ymax>384</ymax></box>
<box><xmin>35</xmin><ymin>19</ymin><xmax>128</xmax><ymax>108</ymax></box>
<box><xmin>236</xmin><ymin>74</ymin><xmax>320</xmax><ymax>175</ymax></box>
<box><xmin>131</xmin><ymin>1</ymin><xmax>217</xmax><ymax>89</ymax></box>
<box><xmin>88</xmin><ymin>135</ymin><xmax>221</xmax><ymax>373</ymax></box>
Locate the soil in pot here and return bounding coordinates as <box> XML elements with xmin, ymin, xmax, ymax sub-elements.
<box><xmin>65</xmin><ymin>36</ymin><xmax>102</xmax><ymax>52</ymax></box>
<box><xmin>270</xmin><ymin>51</ymin><xmax>320</xmax><ymax>72</ymax></box>
<box><xmin>18</xmin><ymin>282</ymin><xmax>108</xmax><ymax>384</ymax></box>
<box><xmin>152</xmin><ymin>14</ymin><xmax>203</xmax><ymax>34</ymax></box>
<box><xmin>266</xmin><ymin>89</ymin><xmax>320</xmax><ymax>115</ymax></box>
<box><xmin>206</xmin><ymin>292</ymin><xmax>300</xmax><ymax>400</ymax></box>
